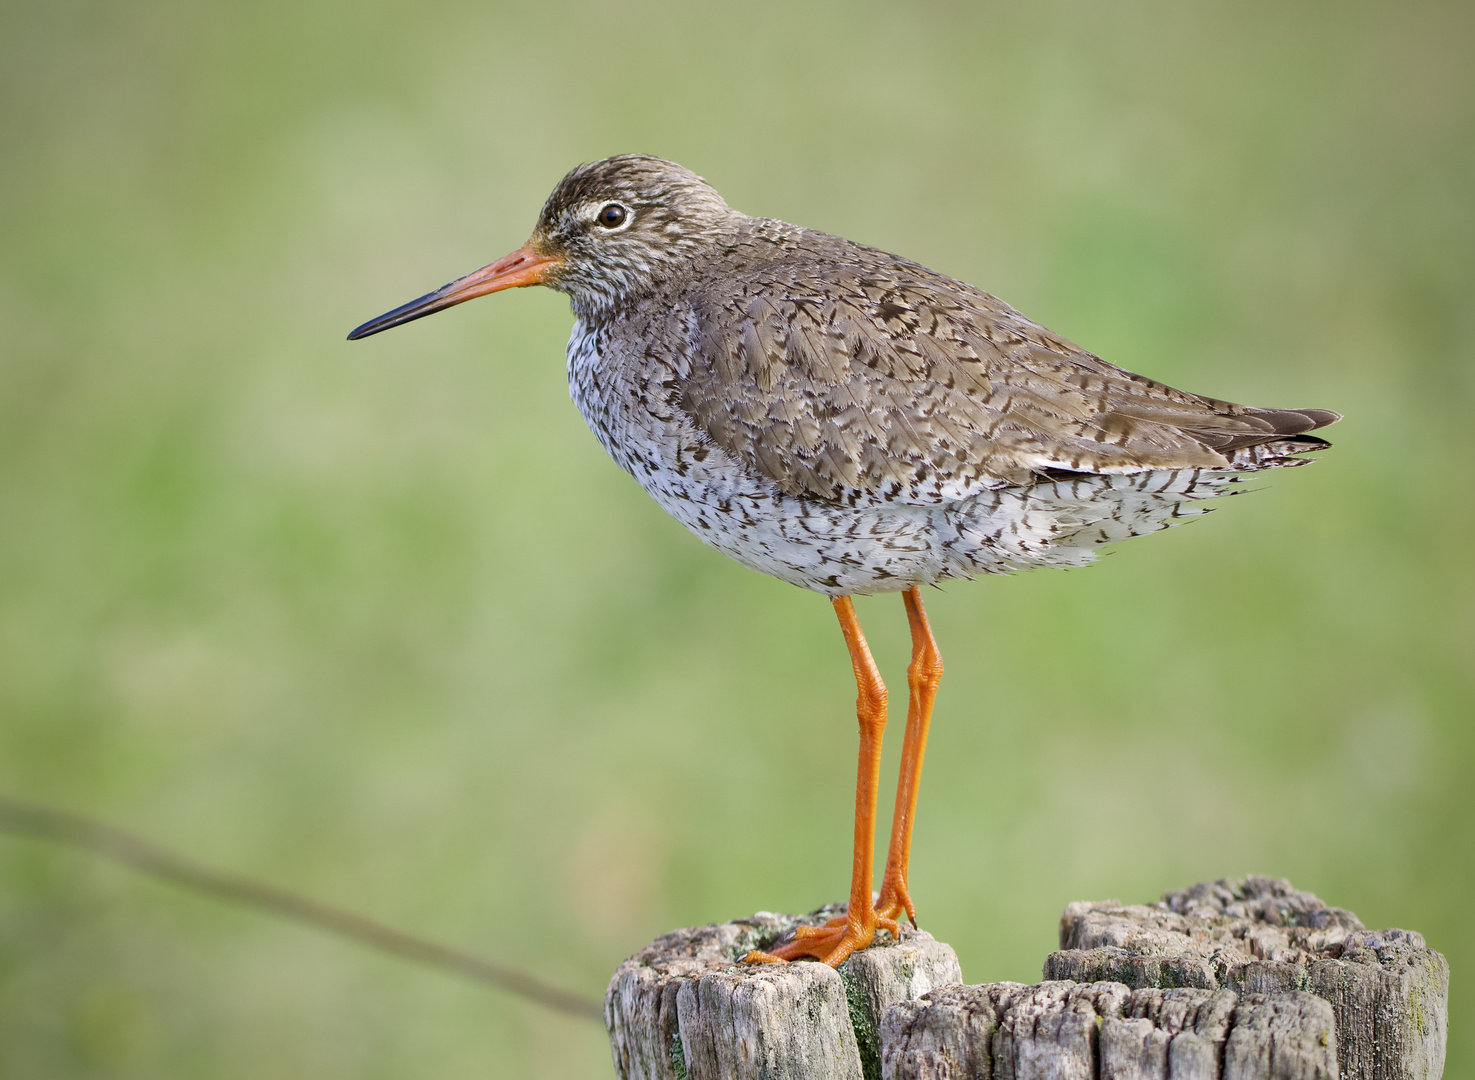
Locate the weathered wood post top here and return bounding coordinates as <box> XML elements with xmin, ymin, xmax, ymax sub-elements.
<box><xmin>605</xmin><ymin>877</ymin><xmax>1448</xmax><ymax>1080</ymax></box>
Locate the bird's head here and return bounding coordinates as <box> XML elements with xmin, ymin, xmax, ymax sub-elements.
<box><xmin>348</xmin><ymin>155</ymin><xmax>735</xmax><ymax>339</ymax></box>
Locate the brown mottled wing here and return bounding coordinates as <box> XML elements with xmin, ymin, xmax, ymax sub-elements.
<box><xmin>680</xmin><ymin>239</ymin><xmax>1336</xmax><ymax>505</ymax></box>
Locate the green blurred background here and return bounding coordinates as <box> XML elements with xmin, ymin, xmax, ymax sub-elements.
<box><xmin>1</xmin><ymin>0</ymin><xmax>1470</xmax><ymax>1075</ymax></box>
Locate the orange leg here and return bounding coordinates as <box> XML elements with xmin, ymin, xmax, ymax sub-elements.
<box><xmin>745</xmin><ymin>596</ymin><xmax>901</xmax><ymax>967</ymax></box>
<box><xmin>876</xmin><ymin>586</ymin><xmax>943</xmax><ymax>926</ymax></box>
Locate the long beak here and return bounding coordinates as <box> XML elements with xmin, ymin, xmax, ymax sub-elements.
<box><xmin>347</xmin><ymin>243</ymin><xmax>562</xmax><ymax>340</ymax></box>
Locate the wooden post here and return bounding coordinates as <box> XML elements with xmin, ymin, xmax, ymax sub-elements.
<box><xmin>1046</xmin><ymin>876</ymin><xmax>1448</xmax><ymax>1080</ymax></box>
<box><xmin>883</xmin><ymin>981</ymin><xmax>1338</xmax><ymax>1079</ymax></box>
<box><xmin>605</xmin><ymin>879</ymin><xmax>1448</xmax><ymax>1080</ymax></box>
<box><xmin>604</xmin><ymin>904</ymin><xmax>962</xmax><ymax>1080</ymax></box>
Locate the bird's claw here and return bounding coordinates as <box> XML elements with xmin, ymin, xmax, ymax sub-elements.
<box><xmin>741</xmin><ymin>907</ymin><xmax>902</xmax><ymax>967</ymax></box>
<box><xmin>877</xmin><ymin>872</ymin><xmax>918</xmax><ymax>927</ymax></box>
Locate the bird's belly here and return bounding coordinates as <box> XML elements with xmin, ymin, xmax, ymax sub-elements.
<box><xmin>636</xmin><ymin>456</ymin><xmax>1234</xmax><ymax>597</ymax></box>
<box><xmin>648</xmin><ymin>480</ymin><xmax>948</xmax><ymax>596</ymax></box>
<box><xmin>633</xmin><ymin>466</ymin><xmax>1231</xmax><ymax>596</ymax></box>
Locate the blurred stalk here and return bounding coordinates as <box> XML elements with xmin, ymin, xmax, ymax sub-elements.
<box><xmin>0</xmin><ymin>794</ymin><xmax>604</xmax><ymax>1022</ymax></box>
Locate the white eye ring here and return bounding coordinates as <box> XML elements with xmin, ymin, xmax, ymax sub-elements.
<box><xmin>592</xmin><ymin>202</ymin><xmax>634</xmax><ymax>232</ymax></box>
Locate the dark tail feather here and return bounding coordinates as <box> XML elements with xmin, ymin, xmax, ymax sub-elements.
<box><xmin>1192</xmin><ymin>406</ymin><xmax>1341</xmax><ymax>453</ymax></box>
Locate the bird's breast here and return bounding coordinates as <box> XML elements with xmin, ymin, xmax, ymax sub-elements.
<box><xmin>565</xmin><ymin>316</ymin><xmax>764</xmax><ymax>500</ymax></box>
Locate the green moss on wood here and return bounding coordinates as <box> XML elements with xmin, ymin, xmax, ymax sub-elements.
<box><xmin>839</xmin><ymin>967</ymin><xmax>880</xmax><ymax>1080</ymax></box>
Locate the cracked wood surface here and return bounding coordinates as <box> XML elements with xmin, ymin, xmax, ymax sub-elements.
<box><xmin>604</xmin><ymin>905</ymin><xmax>962</xmax><ymax>1080</ymax></box>
<box><xmin>1045</xmin><ymin>876</ymin><xmax>1448</xmax><ymax>1080</ymax></box>
<box><xmin>882</xmin><ymin>981</ymin><xmax>1337</xmax><ymax>1080</ymax></box>
<box><xmin>605</xmin><ymin>878</ymin><xmax>1446</xmax><ymax>1080</ymax></box>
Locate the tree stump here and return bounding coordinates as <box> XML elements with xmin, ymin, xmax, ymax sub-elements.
<box><xmin>883</xmin><ymin>981</ymin><xmax>1338</xmax><ymax>1080</ymax></box>
<box><xmin>604</xmin><ymin>905</ymin><xmax>962</xmax><ymax>1080</ymax></box>
<box><xmin>1046</xmin><ymin>876</ymin><xmax>1448</xmax><ymax>1080</ymax></box>
<box><xmin>604</xmin><ymin>879</ymin><xmax>1448</xmax><ymax>1080</ymax></box>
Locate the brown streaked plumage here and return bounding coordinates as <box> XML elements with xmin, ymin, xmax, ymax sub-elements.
<box><xmin>349</xmin><ymin>155</ymin><xmax>1339</xmax><ymax>967</ymax></box>
<box><xmin>679</xmin><ymin>225</ymin><xmax>1336</xmax><ymax>503</ymax></box>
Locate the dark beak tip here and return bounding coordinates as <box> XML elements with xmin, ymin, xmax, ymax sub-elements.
<box><xmin>344</xmin><ymin>290</ymin><xmax>444</xmax><ymax>342</ymax></box>
<box><xmin>343</xmin><ymin>244</ymin><xmax>553</xmax><ymax>344</ymax></box>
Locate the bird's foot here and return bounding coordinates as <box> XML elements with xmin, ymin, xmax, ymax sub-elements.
<box><xmin>743</xmin><ymin>906</ymin><xmax>902</xmax><ymax>967</ymax></box>
<box><xmin>876</xmin><ymin>869</ymin><xmax>918</xmax><ymax>927</ymax></box>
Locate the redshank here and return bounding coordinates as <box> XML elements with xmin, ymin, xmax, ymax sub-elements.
<box><xmin>348</xmin><ymin>155</ymin><xmax>1338</xmax><ymax>967</ymax></box>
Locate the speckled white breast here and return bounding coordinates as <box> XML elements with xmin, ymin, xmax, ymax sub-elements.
<box><xmin>565</xmin><ymin>319</ymin><xmax>1235</xmax><ymax>597</ymax></box>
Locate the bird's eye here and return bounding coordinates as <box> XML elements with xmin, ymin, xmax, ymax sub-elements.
<box><xmin>597</xmin><ymin>203</ymin><xmax>629</xmax><ymax>229</ymax></box>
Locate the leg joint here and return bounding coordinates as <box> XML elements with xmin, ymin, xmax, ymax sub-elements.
<box><xmin>908</xmin><ymin>652</ymin><xmax>943</xmax><ymax>678</ymax></box>
<box><xmin>856</xmin><ymin>681</ymin><xmax>888</xmax><ymax>726</ymax></box>
<box><xmin>907</xmin><ymin>651</ymin><xmax>943</xmax><ymax>688</ymax></box>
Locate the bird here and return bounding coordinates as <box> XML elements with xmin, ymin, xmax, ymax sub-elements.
<box><xmin>347</xmin><ymin>154</ymin><xmax>1338</xmax><ymax>967</ymax></box>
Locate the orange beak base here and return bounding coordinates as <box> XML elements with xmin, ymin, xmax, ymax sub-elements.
<box><xmin>347</xmin><ymin>243</ymin><xmax>561</xmax><ymax>340</ymax></box>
